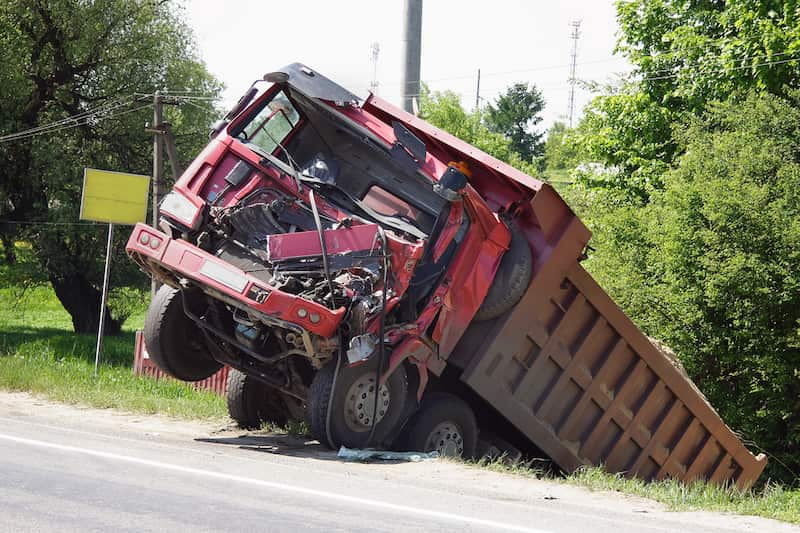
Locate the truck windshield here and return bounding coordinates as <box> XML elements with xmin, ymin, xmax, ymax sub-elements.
<box><xmin>231</xmin><ymin>91</ymin><xmax>300</xmax><ymax>156</ymax></box>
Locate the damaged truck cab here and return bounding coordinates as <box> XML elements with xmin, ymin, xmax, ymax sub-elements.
<box><xmin>127</xmin><ymin>64</ymin><xmax>526</xmax><ymax>452</ymax></box>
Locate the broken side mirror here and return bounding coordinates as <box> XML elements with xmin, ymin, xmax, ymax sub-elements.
<box><xmin>434</xmin><ymin>165</ymin><xmax>468</xmax><ymax>202</ymax></box>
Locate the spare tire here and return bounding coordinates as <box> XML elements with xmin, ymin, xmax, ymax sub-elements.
<box><xmin>473</xmin><ymin>225</ymin><xmax>533</xmax><ymax>321</ymax></box>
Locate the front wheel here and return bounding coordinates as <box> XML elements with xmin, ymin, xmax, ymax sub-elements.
<box><xmin>143</xmin><ymin>285</ymin><xmax>222</xmax><ymax>381</ymax></box>
<box><xmin>308</xmin><ymin>357</ymin><xmax>408</xmax><ymax>449</ymax></box>
<box><xmin>399</xmin><ymin>392</ymin><xmax>478</xmax><ymax>459</ymax></box>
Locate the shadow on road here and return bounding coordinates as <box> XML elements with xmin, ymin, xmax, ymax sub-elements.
<box><xmin>195</xmin><ymin>433</ymin><xmax>339</xmax><ymax>461</ymax></box>
<box><xmin>195</xmin><ymin>433</ymin><xmax>417</xmax><ymax>466</ymax></box>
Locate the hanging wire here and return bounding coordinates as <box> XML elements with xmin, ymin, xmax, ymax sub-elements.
<box><xmin>0</xmin><ymin>98</ymin><xmax>153</xmax><ymax>144</ymax></box>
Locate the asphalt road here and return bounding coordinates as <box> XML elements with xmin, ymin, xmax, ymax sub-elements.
<box><xmin>0</xmin><ymin>393</ymin><xmax>796</xmax><ymax>533</ymax></box>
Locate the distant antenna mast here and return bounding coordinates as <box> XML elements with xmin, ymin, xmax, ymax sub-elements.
<box><xmin>370</xmin><ymin>42</ymin><xmax>380</xmax><ymax>95</ymax></box>
<box><xmin>567</xmin><ymin>20</ymin><xmax>581</xmax><ymax>127</ymax></box>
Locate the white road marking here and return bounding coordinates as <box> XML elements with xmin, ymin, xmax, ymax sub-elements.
<box><xmin>0</xmin><ymin>432</ymin><xmax>551</xmax><ymax>533</ymax></box>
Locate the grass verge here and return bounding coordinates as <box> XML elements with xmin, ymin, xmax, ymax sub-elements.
<box><xmin>468</xmin><ymin>455</ymin><xmax>799</xmax><ymax>524</ymax></box>
<box><xmin>0</xmin><ymin>284</ymin><xmax>227</xmax><ymax>420</ymax></box>
<box><xmin>569</xmin><ymin>466</ymin><xmax>800</xmax><ymax>524</ymax></box>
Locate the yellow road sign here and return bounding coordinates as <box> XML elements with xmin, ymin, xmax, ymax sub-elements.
<box><xmin>80</xmin><ymin>168</ymin><xmax>150</xmax><ymax>225</ymax></box>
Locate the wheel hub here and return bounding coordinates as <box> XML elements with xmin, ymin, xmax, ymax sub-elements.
<box><xmin>425</xmin><ymin>422</ymin><xmax>464</xmax><ymax>457</ymax></box>
<box><xmin>343</xmin><ymin>374</ymin><xmax>390</xmax><ymax>432</ymax></box>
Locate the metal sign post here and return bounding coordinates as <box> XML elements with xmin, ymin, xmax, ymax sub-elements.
<box><xmin>80</xmin><ymin>168</ymin><xmax>150</xmax><ymax>377</ymax></box>
<box><xmin>94</xmin><ymin>223</ymin><xmax>114</xmax><ymax>377</ymax></box>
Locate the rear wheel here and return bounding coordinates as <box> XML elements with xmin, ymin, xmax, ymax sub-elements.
<box><xmin>308</xmin><ymin>357</ymin><xmax>408</xmax><ymax>449</ymax></box>
<box><xmin>143</xmin><ymin>286</ymin><xmax>222</xmax><ymax>381</ymax></box>
<box><xmin>400</xmin><ymin>392</ymin><xmax>478</xmax><ymax>459</ymax></box>
<box><xmin>226</xmin><ymin>369</ymin><xmax>290</xmax><ymax>429</ymax></box>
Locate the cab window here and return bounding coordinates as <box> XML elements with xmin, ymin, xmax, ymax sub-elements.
<box><xmin>232</xmin><ymin>91</ymin><xmax>300</xmax><ymax>155</ymax></box>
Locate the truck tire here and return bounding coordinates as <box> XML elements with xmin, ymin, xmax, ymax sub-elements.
<box><xmin>400</xmin><ymin>392</ymin><xmax>478</xmax><ymax>459</ymax></box>
<box><xmin>308</xmin><ymin>357</ymin><xmax>408</xmax><ymax>449</ymax></box>
<box><xmin>473</xmin><ymin>225</ymin><xmax>532</xmax><ymax>321</ymax></box>
<box><xmin>143</xmin><ymin>285</ymin><xmax>222</xmax><ymax>381</ymax></box>
<box><xmin>226</xmin><ymin>369</ymin><xmax>288</xmax><ymax>429</ymax></box>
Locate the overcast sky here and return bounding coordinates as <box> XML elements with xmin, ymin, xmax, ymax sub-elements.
<box><xmin>184</xmin><ymin>0</ymin><xmax>631</xmax><ymax>133</ymax></box>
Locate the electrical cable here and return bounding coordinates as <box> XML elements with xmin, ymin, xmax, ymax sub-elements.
<box><xmin>0</xmin><ymin>101</ymin><xmax>152</xmax><ymax>144</ymax></box>
<box><xmin>0</xmin><ymin>95</ymin><xmax>138</xmax><ymax>142</ymax></box>
<box><xmin>1</xmin><ymin>220</ymin><xmax>105</xmax><ymax>226</ymax></box>
<box><xmin>365</xmin><ymin>225</ymin><xmax>389</xmax><ymax>448</ymax></box>
<box><xmin>307</xmin><ymin>189</ymin><xmax>336</xmax><ymax>310</ymax></box>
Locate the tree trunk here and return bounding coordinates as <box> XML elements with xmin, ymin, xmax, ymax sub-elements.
<box><xmin>0</xmin><ymin>231</ymin><xmax>15</xmax><ymax>264</ymax></box>
<box><xmin>48</xmin><ymin>272</ymin><xmax>122</xmax><ymax>336</ymax></box>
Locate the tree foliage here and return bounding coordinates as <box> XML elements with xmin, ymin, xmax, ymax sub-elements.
<box><xmin>617</xmin><ymin>0</ymin><xmax>800</xmax><ymax>111</ymax></box>
<box><xmin>571</xmin><ymin>88</ymin><xmax>677</xmax><ymax>202</ymax></box>
<box><xmin>543</xmin><ymin>121</ymin><xmax>577</xmax><ymax>171</ymax></box>
<box><xmin>419</xmin><ymin>87</ymin><xmax>516</xmax><ymax>163</ymax></box>
<box><xmin>571</xmin><ymin>1</ymin><xmax>800</xmax><ymax>200</ymax></box>
<box><xmin>484</xmin><ymin>82</ymin><xmax>546</xmax><ymax>163</ymax></box>
<box><xmin>0</xmin><ymin>0</ymin><xmax>221</xmax><ymax>334</ymax></box>
<box><xmin>561</xmin><ymin>1</ymin><xmax>800</xmax><ymax>481</ymax></box>
<box><xmin>582</xmin><ymin>92</ymin><xmax>800</xmax><ymax>481</ymax></box>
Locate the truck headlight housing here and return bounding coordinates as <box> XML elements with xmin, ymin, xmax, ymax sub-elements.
<box><xmin>160</xmin><ymin>191</ymin><xmax>201</xmax><ymax>229</ymax></box>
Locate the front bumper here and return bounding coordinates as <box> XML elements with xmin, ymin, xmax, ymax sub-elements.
<box><xmin>126</xmin><ymin>223</ymin><xmax>345</xmax><ymax>338</ymax></box>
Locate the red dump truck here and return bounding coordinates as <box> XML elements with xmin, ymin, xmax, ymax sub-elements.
<box><xmin>126</xmin><ymin>63</ymin><xmax>766</xmax><ymax>487</ymax></box>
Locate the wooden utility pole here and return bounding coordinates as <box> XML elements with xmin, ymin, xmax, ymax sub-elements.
<box><xmin>151</xmin><ymin>91</ymin><xmax>163</xmax><ymax>296</ymax></box>
<box><xmin>161</xmin><ymin>122</ymin><xmax>183</xmax><ymax>179</ymax></box>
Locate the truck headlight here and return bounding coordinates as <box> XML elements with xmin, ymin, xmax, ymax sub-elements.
<box><xmin>160</xmin><ymin>191</ymin><xmax>201</xmax><ymax>229</ymax></box>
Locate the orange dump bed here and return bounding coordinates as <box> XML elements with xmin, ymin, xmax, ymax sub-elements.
<box><xmin>450</xmin><ymin>188</ymin><xmax>766</xmax><ymax>489</ymax></box>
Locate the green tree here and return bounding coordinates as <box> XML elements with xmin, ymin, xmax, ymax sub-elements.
<box><xmin>571</xmin><ymin>87</ymin><xmax>677</xmax><ymax>203</ymax></box>
<box><xmin>419</xmin><ymin>87</ymin><xmax>517</xmax><ymax>164</ymax></box>
<box><xmin>572</xmin><ymin>1</ymin><xmax>800</xmax><ymax>201</ymax></box>
<box><xmin>0</xmin><ymin>0</ymin><xmax>221</xmax><ymax>334</ymax></box>
<box><xmin>484</xmin><ymin>83</ymin><xmax>545</xmax><ymax>163</ymax></box>
<box><xmin>543</xmin><ymin>121</ymin><xmax>582</xmax><ymax>173</ymax></box>
<box><xmin>617</xmin><ymin>0</ymin><xmax>800</xmax><ymax>112</ymax></box>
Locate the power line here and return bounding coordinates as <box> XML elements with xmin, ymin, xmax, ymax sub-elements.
<box><xmin>638</xmin><ymin>55</ymin><xmax>800</xmax><ymax>82</ymax></box>
<box><xmin>0</xmin><ymin>102</ymin><xmax>154</xmax><ymax>144</ymax></box>
<box><xmin>626</xmin><ymin>48</ymin><xmax>800</xmax><ymax>78</ymax></box>
<box><xmin>0</xmin><ymin>90</ymin><xmax>219</xmax><ymax>145</ymax></box>
<box><xmin>385</xmin><ymin>53</ymin><xmax>800</xmax><ymax>102</ymax></box>
<box><xmin>2</xmin><ymin>220</ymin><xmax>106</xmax><ymax>227</ymax></box>
<box><xmin>0</xmin><ymin>96</ymin><xmax>138</xmax><ymax>143</ymax></box>
<box><xmin>352</xmin><ymin>47</ymin><xmax>800</xmax><ymax>97</ymax></box>
<box><xmin>0</xmin><ymin>96</ymin><xmax>155</xmax><ymax>144</ymax></box>
<box><xmin>134</xmin><ymin>92</ymin><xmax>218</xmax><ymax>101</ymax></box>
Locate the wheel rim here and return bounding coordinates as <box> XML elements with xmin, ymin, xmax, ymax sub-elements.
<box><xmin>424</xmin><ymin>421</ymin><xmax>464</xmax><ymax>457</ymax></box>
<box><xmin>343</xmin><ymin>373</ymin><xmax>390</xmax><ymax>432</ymax></box>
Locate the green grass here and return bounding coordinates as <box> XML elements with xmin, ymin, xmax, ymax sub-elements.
<box><xmin>464</xmin><ymin>456</ymin><xmax>800</xmax><ymax>524</ymax></box>
<box><xmin>0</xmin><ymin>282</ymin><xmax>227</xmax><ymax>420</ymax></box>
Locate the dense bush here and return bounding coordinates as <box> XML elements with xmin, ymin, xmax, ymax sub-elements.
<box><xmin>581</xmin><ymin>92</ymin><xmax>800</xmax><ymax>481</ymax></box>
